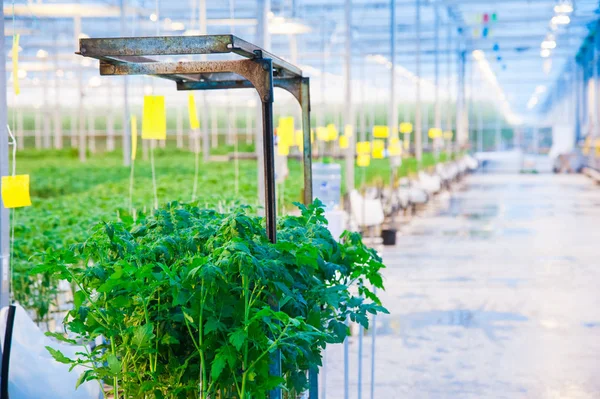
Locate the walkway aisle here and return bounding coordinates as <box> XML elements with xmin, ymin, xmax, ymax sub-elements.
<box><xmin>324</xmin><ymin>174</ymin><xmax>600</xmax><ymax>399</ymax></box>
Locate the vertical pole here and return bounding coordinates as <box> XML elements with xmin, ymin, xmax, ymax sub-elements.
<box><xmin>200</xmin><ymin>0</ymin><xmax>210</xmax><ymax>162</ymax></box>
<box><xmin>456</xmin><ymin>49</ymin><xmax>466</xmax><ymax>147</ymax></box>
<box><xmin>43</xmin><ymin>58</ymin><xmax>51</xmax><ymax>149</ymax></box>
<box><xmin>75</xmin><ymin>16</ymin><xmax>86</xmax><ymax>162</ymax></box>
<box><xmin>320</xmin><ymin>19</ymin><xmax>326</xmax><ymax>129</ymax></box>
<box><xmin>476</xmin><ymin>59</ymin><xmax>483</xmax><ymax>153</ymax></box>
<box><xmin>211</xmin><ymin>105</ymin><xmax>218</xmax><ymax>148</ymax></box>
<box><xmin>256</xmin><ymin>0</ymin><xmax>270</xmax><ymax>206</ymax></box>
<box><xmin>302</xmin><ymin>79</ymin><xmax>314</xmax><ymax>205</ymax></box>
<box><xmin>434</xmin><ymin>3</ymin><xmax>441</xmax><ymax>142</ymax></box>
<box><xmin>0</xmin><ymin>4</ymin><xmax>10</xmax><ymax>308</ymax></box>
<box><xmin>344</xmin><ymin>0</ymin><xmax>354</xmax><ymax>194</ymax></box>
<box><xmin>344</xmin><ymin>5</ymin><xmax>354</xmax><ymax>394</ymax></box>
<box><xmin>415</xmin><ymin>0</ymin><xmax>423</xmax><ymax>162</ymax></box>
<box><xmin>16</xmin><ymin>109</ymin><xmax>23</xmax><ymax>150</ymax></box>
<box><xmin>388</xmin><ymin>0</ymin><xmax>397</xmax><ymax>153</ymax></box>
<box><xmin>176</xmin><ymin>106</ymin><xmax>183</xmax><ymax>149</ymax></box>
<box><xmin>446</xmin><ymin>16</ymin><xmax>452</xmax><ymax>155</ymax></box>
<box><xmin>35</xmin><ymin>111</ymin><xmax>42</xmax><ymax>149</ymax></box>
<box><xmin>120</xmin><ymin>0</ymin><xmax>131</xmax><ymax>166</ymax></box>
<box><xmin>53</xmin><ymin>35</ymin><xmax>62</xmax><ymax>149</ymax></box>
<box><xmin>246</xmin><ymin>101</ymin><xmax>253</xmax><ymax>144</ymax></box>
<box><xmin>106</xmin><ymin>82</ymin><xmax>115</xmax><ymax>151</ymax></box>
<box><xmin>260</xmin><ymin>61</ymin><xmax>281</xmax><ymax>399</ymax></box>
<box><xmin>303</xmin><ymin>81</ymin><xmax>316</xmax><ymax>399</ymax></box>
<box><xmin>369</xmin><ymin>287</ymin><xmax>378</xmax><ymax>399</ymax></box>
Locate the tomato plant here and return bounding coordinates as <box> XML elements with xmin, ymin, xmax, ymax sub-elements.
<box><xmin>33</xmin><ymin>200</ymin><xmax>387</xmax><ymax>398</ymax></box>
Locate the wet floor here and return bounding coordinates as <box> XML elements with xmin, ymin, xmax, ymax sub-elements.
<box><xmin>322</xmin><ymin>173</ymin><xmax>600</xmax><ymax>399</ymax></box>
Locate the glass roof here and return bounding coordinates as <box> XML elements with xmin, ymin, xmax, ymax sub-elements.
<box><xmin>4</xmin><ymin>0</ymin><xmax>599</xmax><ymax>123</ymax></box>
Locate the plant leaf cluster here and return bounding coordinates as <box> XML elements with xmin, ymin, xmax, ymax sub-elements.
<box><xmin>33</xmin><ymin>200</ymin><xmax>387</xmax><ymax>398</ymax></box>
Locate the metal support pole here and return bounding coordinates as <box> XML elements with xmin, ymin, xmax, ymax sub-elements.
<box><xmin>120</xmin><ymin>0</ymin><xmax>131</xmax><ymax>166</ymax></box>
<box><xmin>176</xmin><ymin>106</ymin><xmax>183</xmax><ymax>148</ymax></box>
<box><xmin>260</xmin><ymin>61</ymin><xmax>281</xmax><ymax>399</ymax></box>
<box><xmin>53</xmin><ymin>35</ymin><xmax>63</xmax><ymax>149</ymax></box>
<box><xmin>434</xmin><ymin>4</ymin><xmax>441</xmax><ymax>131</ymax></box>
<box><xmin>456</xmin><ymin>50</ymin><xmax>466</xmax><ymax>147</ymax></box>
<box><xmin>344</xmin><ymin>0</ymin><xmax>354</xmax><ymax>194</ymax></box>
<box><xmin>43</xmin><ymin>58</ymin><xmax>51</xmax><ymax>149</ymax></box>
<box><xmin>75</xmin><ymin>16</ymin><xmax>86</xmax><ymax>162</ymax></box>
<box><xmin>0</xmin><ymin>4</ymin><xmax>10</xmax><ymax>308</ymax></box>
<box><xmin>433</xmin><ymin>4</ymin><xmax>441</xmax><ymax>158</ymax></box>
<box><xmin>301</xmin><ymin>79</ymin><xmax>314</xmax><ymax>206</ymax></box>
<box><xmin>256</xmin><ymin>0</ymin><xmax>270</xmax><ymax>207</ymax></box>
<box><xmin>446</xmin><ymin>16</ymin><xmax>452</xmax><ymax>154</ymax></box>
<box><xmin>389</xmin><ymin>0</ymin><xmax>397</xmax><ymax>151</ymax></box>
<box><xmin>415</xmin><ymin>0</ymin><xmax>423</xmax><ymax>162</ymax></box>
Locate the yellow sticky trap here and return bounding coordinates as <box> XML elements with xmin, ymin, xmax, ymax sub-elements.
<box><xmin>344</xmin><ymin>124</ymin><xmax>353</xmax><ymax>137</ymax></box>
<box><xmin>278</xmin><ymin>117</ymin><xmax>295</xmax><ymax>146</ymax></box>
<box><xmin>357</xmin><ymin>154</ymin><xmax>371</xmax><ymax>167</ymax></box>
<box><xmin>131</xmin><ymin>116</ymin><xmax>138</xmax><ymax>161</ymax></box>
<box><xmin>311</xmin><ymin>129</ymin><xmax>315</xmax><ymax>144</ymax></box>
<box><xmin>428</xmin><ymin>128</ymin><xmax>442</xmax><ymax>139</ymax></box>
<box><xmin>294</xmin><ymin>130</ymin><xmax>304</xmax><ymax>147</ymax></box>
<box><xmin>356</xmin><ymin>141</ymin><xmax>371</xmax><ymax>154</ymax></box>
<box><xmin>373</xmin><ymin>125</ymin><xmax>389</xmax><ymax>138</ymax></box>
<box><xmin>372</xmin><ymin>148</ymin><xmax>385</xmax><ymax>159</ymax></box>
<box><xmin>2</xmin><ymin>175</ymin><xmax>31</xmax><ymax>208</ymax></box>
<box><xmin>326</xmin><ymin>124</ymin><xmax>338</xmax><ymax>141</ymax></box>
<box><xmin>388</xmin><ymin>142</ymin><xmax>402</xmax><ymax>157</ymax></box>
<box><xmin>339</xmin><ymin>135</ymin><xmax>349</xmax><ymax>149</ymax></box>
<box><xmin>142</xmin><ymin>95</ymin><xmax>167</xmax><ymax>140</ymax></box>
<box><xmin>372</xmin><ymin>139</ymin><xmax>385</xmax><ymax>151</ymax></box>
<box><xmin>188</xmin><ymin>94</ymin><xmax>200</xmax><ymax>130</ymax></box>
<box><xmin>277</xmin><ymin>144</ymin><xmax>289</xmax><ymax>156</ymax></box>
<box><xmin>316</xmin><ymin>126</ymin><xmax>328</xmax><ymax>142</ymax></box>
<box><xmin>443</xmin><ymin>130</ymin><xmax>453</xmax><ymax>140</ymax></box>
<box><xmin>400</xmin><ymin>122</ymin><xmax>413</xmax><ymax>134</ymax></box>
<box><xmin>596</xmin><ymin>139</ymin><xmax>600</xmax><ymax>157</ymax></box>
<box><xmin>12</xmin><ymin>34</ymin><xmax>20</xmax><ymax>95</ymax></box>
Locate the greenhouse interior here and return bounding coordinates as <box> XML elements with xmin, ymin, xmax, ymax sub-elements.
<box><xmin>0</xmin><ymin>0</ymin><xmax>599</xmax><ymax>398</ymax></box>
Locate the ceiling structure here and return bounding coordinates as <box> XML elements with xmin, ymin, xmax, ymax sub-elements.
<box><xmin>3</xmin><ymin>0</ymin><xmax>600</xmax><ymax>123</ymax></box>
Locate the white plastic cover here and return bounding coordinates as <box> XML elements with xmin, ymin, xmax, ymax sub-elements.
<box><xmin>0</xmin><ymin>304</ymin><xmax>102</xmax><ymax>399</ymax></box>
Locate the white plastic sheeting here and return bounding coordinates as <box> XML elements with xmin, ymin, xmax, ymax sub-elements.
<box><xmin>0</xmin><ymin>304</ymin><xmax>102</xmax><ymax>399</ymax></box>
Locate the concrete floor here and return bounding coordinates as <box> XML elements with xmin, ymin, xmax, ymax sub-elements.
<box><xmin>322</xmin><ymin>173</ymin><xmax>600</xmax><ymax>399</ymax></box>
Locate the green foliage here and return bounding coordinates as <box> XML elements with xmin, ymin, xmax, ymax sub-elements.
<box><xmin>34</xmin><ymin>200</ymin><xmax>387</xmax><ymax>398</ymax></box>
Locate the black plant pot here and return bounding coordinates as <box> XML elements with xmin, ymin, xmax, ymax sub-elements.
<box><xmin>381</xmin><ymin>229</ymin><xmax>397</xmax><ymax>246</ymax></box>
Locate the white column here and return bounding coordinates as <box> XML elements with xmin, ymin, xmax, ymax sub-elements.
<box><xmin>415</xmin><ymin>0</ymin><xmax>423</xmax><ymax>162</ymax></box>
<box><xmin>0</xmin><ymin>4</ymin><xmax>11</xmax><ymax>307</ymax></box>
<box><xmin>345</xmin><ymin>0</ymin><xmax>354</xmax><ymax>192</ymax></box>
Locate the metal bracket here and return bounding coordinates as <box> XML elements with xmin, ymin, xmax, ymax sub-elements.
<box><xmin>100</xmin><ymin>59</ymin><xmax>275</xmax><ymax>103</ymax></box>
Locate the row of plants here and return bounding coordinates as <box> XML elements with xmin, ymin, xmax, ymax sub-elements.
<box><xmin>33</xmin><ymin>200</ymin><xmax>387</xmax><ymax>398</ymax></box>
<box><xmin>13</xmin><ymin>147</ymin><xmax>449</xmax><ymax>323</ymax></box>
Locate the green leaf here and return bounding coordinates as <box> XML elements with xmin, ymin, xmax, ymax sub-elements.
<box><xmin>210</xmin><ymin>353</ymin><xmax>227</xmax><ymax>381</ymax></box>
<box><xmin>204</xmin><ymin>317</ymin><xmax>225</xmax><ymax>335</ymax></box>
<box><xmin>75</xmin><ymin>369</ymin><xmax>95</xmax><ymax>389</ymax></box>
<box><xmin>45</xmin><ymin>346</ymin><xmax>72</xmax><ymax>364</ymax></box>
<box><xmin>107</xmin><ymin>353</ymin><xmax>121</xmax><ymax>374</ymax></box>
<box><xmin>44</xmin><ymin>331</ymin><xmax>77</xmax><ymax>345</ymax></box>
<box><xmin>228</xmin><ymin>328</ymin><xmax>247</xmax><ymax>351</ymax></box>
<box><xmin>132</xmin><ymin>324</ymin><xmax>154</xmax><ymax>349</ymax></box>
<box><xmin>73</xmin><ymin>290</ymin><xmax>86</xmax><ymax>309</ymax></box>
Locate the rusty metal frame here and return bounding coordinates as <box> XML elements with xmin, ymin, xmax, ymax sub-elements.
<box><xmin>78</xmin><ymin>34</ymin><xmax>315</xmax><ymax>399</ymax></box>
